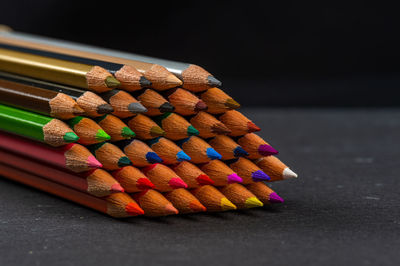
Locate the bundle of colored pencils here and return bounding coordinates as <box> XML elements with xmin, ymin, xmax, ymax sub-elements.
<box><xmin>0</xmin><ymin>27</ymin><xmax>297</xmax><ymax>218</ymax></box>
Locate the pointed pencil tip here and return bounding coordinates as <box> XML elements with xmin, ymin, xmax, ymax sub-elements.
<box><xmin>258</xmin><ymin>144</ymin><xmax>278</xmax><ymax>156</ymax></box>
<box><xmin>247</xmin><ymin>122</ymin><xmax>261</xmax><ymax>132</ymax></box>
<box><xmin>283</xmin><ymin>168</ymin><xmax>298</xmax><ymax>179</ymax></box>
<box><xmin>187</xmin><ymin>125</ymin><xmax>199</xmax><ymax>136</ymax></box>
<box><xmin>87</xmin><ymin>155</ymin><xmax>102</xmax><ymax>168</ymax></box>
<box><xmin>227</xmin><ymin>173</ymin><xmax>243</xmax><ymax>184</ymax></box>
<box><xmin>166</xmin><ymin>74</ymin><xmax>183</xmax><ymax>87</ymax></box>
<box><xmin>150</xmin><ymin>126</ymin><xmax>165</xmax><ymax>137</ymax></box>
<box><xmin>95</xmin><ymin>130</ymin><xmax>111</xmax><ymax>141</ymax></box>
<box><xmin>64</xmin><ymin>132</ymin><xmax>79</xmax><ymax>143</ymax></box>
<box><xmin>159</xmin><ymin>102</ymin><xmax>175</xmax><ymax>113</ymax></box>
<box><xmin>146</xmin><ymin>152</ymin><xmax>163</xmax><ymax>164</ymax></box>
<box><xmin>176</xmin><ymin>150</ymin><xmax>191</xmax><ymax>162</ymax></box>
<box><xmin>196</xmin><ymin>174</ymin><xmax>215</xmax><ymax>185</ymax></box>
<box><xmin>220</xmin><ymin>197</ymin><xmax>237</xmax><ymax>211</ymax></box>
<box><xmin>168</xmin><ymin>178</ymin><xmax>188</xmax><ymax>189</ymax></box>
<box><xmin>117</xmin><ymin>156</ymin><xmax>132</xmax><ymax>167</ymax></box>
<box><xmin>97</xmin><ymin>104</ymin><xmax>114</xmax><ymax>114</ymax></box>
<box><xmin>251</xmin><ymin>170</ymin><xmax>271</xmax><ymax>181</ymax></box>
<box><xmin>194</xmin><ymin>100</ymin><xmax>208</xmax><ymax>112</ymax></box>
<box><xmin>207</xmin><ymin>75</ymin><xmax>222</xmax><ymax>88</ymax></box>
<box><xmin>225</xmin><ymin>98</ymin><xmax>240</xmax><ymax>109</ymax></box>
<box><xmin>110</xmin><ymin>183</ymin><xmax>125</xmax><ymax>193</ymax></box>
<box><xmin>165</xmin><ymin>203</ymin><xmax>179</xmax><ymax>215</ymax></box>
<box><xmin>189</xmin><ymin>200</ymin><xmax>207</xmax><ymax>212</ymax></box>
<box><xmin>233</xmin><ymin>146</ymin><xmax>249</xmax><ymax>157</ymax></box>
<box><xmin>128</xmin><ymin>102</ymin><xmax>147</xmax><ymax>114</ymax></box>
<box><xmin>139</xmin><ymin>76</ymin><xmax>152</xmax><ymax>87</ymax></box>
<box><xmin>136</xmin><ymin>178</ymin><xmax>155</xmax><ymax>190</ymax></box>
<box><xmin>245</xmin><ymin>197</ymin><xmax>264</xmax><ymax>208</ymax></box>
<box><xmin>269</xmin><ymin>192</ymin><xmax>284</xmax><ymax>203</ymax></box>
<box><xmin>105</xmin><ymin>76</ymin><xmax>121</xmax><ymax>88</ymax></box>
<box><xmin>206</xmin><ymin>148</ymin><xmax>222</xmax><ymax>160</ymax></box>
<box><xmin>125</xmin><ymin>202</ymin><xmax>145</xmax><ymax>216</ymax></box>
<box><xmin>121</xmin><ymin>127</ymin><xmax>136</xmax><ymax>138</ymax></box>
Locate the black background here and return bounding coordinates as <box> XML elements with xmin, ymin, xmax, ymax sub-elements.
<box><xmin>2</xmin><ymin>0</ymin><xmax>400</xmax><ymax>106</ymax></box>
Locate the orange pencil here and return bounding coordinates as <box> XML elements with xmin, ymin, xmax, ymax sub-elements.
<box><xmin>154</xmin><ymin>112</ymin><xmax>198</xmax><ymax>140</ymax></box>
<box><xmin>101</xmin><ymin>89</ymin><xmax>147</xmax><ymax>118</ymax></box>
<box><xmin>219</xmin><ymin>110</ymin><xmax>260</xmax><ymax>136</ymax></box>
<box><xmin>245</xmin><ymin>182</ymin><xmax>284</xmax><ymax>204</ymax></box>
<box><xmin>164</xmin><ymin>188</ymin><xmax>206</xmax><ymax>214</ymax></box>
<box><xmin>227</xmin><ymin>157</ymin><xmax>270</xmax><ymax>184</ymax></box>
<box><xmin>237</xmin><ymin>133</ymin><xmax>278</xmax><ymax>159</ymax></box>
<box><xmin>88</xmin><ymin>142</ymin><xmax>132</xmax><ymax>170</ymax></box>
<box><xmin>115</xmin><ymin>139</ymin><xmax>163</xmax><ymax>167</ymax></box>
<box><xmin>127</xmin><ymin>114</ymin><xmax>165</xmax><ymax>140</ymax></box>
<box><xmin>135</xmin><ymin>88</ymin><xmax>175</xmax><ymax>116</ymax></box>
<box><xmin>133</xmin><ymin>189</ymin><xmax>179</xmax><ymax>217</ymax></box>
<box><xmin>200</xmin><ymin>87</ymin><xmax>240</xmax><ymax>114</ymax></box>
<box><xmin>141</xmin><ymin>163</ymin><xmax>187</xmax><ymax>192</ymax></box>
<box><xmin>95</xmin><ymin>114</ymin><xmax>135</xmax><ymax>141</ymax></box>
<box><xmin>171</xmin><ymin>161</ymin><xmax>215</xmax><ymax>188</ymax></box>
<box><xmin>165</xmin><ymin>88</ymin><xmax>207</xmax><ymax>116</ymax></box>
<box><xmin>191</xmin><ymin>185</ymin><xmax>236</xmax><ymax>212</ymax></box>
<box><xmin>177</xmin><ymin>136</ymin><xmax>221</xmax><ymax>163</ymax></box>
<box><xmin>112</xmin><ymin>166</ymin><xmax>155</xmax><ymax>193</ymax></box>
<box><xmin>255</xmin><ymin>156</ymin><xmax>298</xmax><ymax>181</ymax></box>
<box><xmin>199</xmin><ymin>160</ymin><xmax>243</xmax><ymax>186</ymax></box>
<box><xmin>190</xmin><ymin>111</ymin><xmax>231</xmax><ymax>138</ymax></box>
<box><xmin>219</xmin><ymin>183</ymin><xmax>263</xmax><ymax>209</ymax></box>
<box><xmin>208</xmin><ymin>135</ymin><xmax>248</xmax><ymax>160</ymax></box>
<box><xmin>147</xmin><ymin>137</ymin><xmax>190</xmax><ymax>164</ymax></box>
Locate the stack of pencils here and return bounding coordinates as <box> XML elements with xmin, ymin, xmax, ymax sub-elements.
<box><xmin>0</xmin><ymin>27</ymin><xmax>297</xmax><ymax>218</ymax></box>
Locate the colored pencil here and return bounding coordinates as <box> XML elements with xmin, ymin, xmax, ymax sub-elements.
<box><xmin>0</xmin><ymin>163</ymin><xmax>144</xmax><ymax>218</ymax></box>
<box><xmin>226</xmin><ymin>157</ymin><xmax>270</xmax><ymax>184</ymax></box>
<box><xmin>67</xmin><ymin>116</ymin><xmax>110</xmax><ymax>145</ymax></box>
<box><xmin>237</xmin><ymin>133</ymin><xmax>278</xmax><ymax>159</ymax></box>
<box><xmin>141</xmin><ymin>163</ymin><xmax>187</xmax><ymax>192</ymax></box>
<box><xmin>0</xmin><ymin>78</ymin><xmax>84</xmax><ymax>120</ymax></box>
<box><xmin>0</xmin><ymin>132</ymin><xmax>101</xmax><ymax>172</ymax></box>
<box><xmin>0</xmin><ymin>31</ymin><xmax>182</xmax><ymax>90</ymax></box>
<box><xmin>199</xmin><ymin>160</ymin><xmax>243</xmax><ymax>186</ymax></box>
<box><xmin>177</xmin><ymin>136</ymin><xmax>221</xmax><ymax>163</ymax></box>
<box><xmin>190</xmin><ymin>111</ymin><xmax>231</xmax><ymax>138</ymax></box>
<box><xmin>0</xmin><ymin>47</ymin><xmax>119</xmax><ymax>93</ymax></box>
<box><xmin>200</xmin><ymin>87</ymin><xmax>240</xmax><ymax>114</ymax></box>
<box><xmin>208</xmin><ymin>135</ymin><xmax>248</xmax><ymax>160</ymax></box>
<box><xmin>134</xmin><ymin>88</ymin><xmax>175</xmax><ymax>116</ymax></box>
<box><xmin>219</xmin><ymin>110</ymin><xmax>261</xmax><ymax>136</ymax></box>
<box><xmin>0</xmin><ymin>72</ymin><xmax>115</xmax><ymax>117</ymax></box>
<box><xmin>164</xmin><ymin>88</ymin><xmax>207</xmax><ymax>115</ymax></box>
<box><xmin>219</xmin><ymin>183</ymin><xmax>263</xmax><ymax>209</ymax></box>
<box><xmin>246</xmin><ymin>182</ymin><xmax>284</xmax><ymax>204</ymax></box>
<box><xmin>255</xmin><ymin>156</ymin><xmax>298</xmax><ymax>181</ymax></box>
<box><xmin>0</xmin><ymin>104</ymin><xmax>79</xmax><ymax>146</ymax></box>
<box><xmin>126</xmin><ymin>114</ymin><xmax>165</xmax><ymax>140</ymax></box>
<box><xmin>111</xmin><ymin>166</ymin><xmax>155</xmax><ymax>193</ymax></box>
<box><xmin>147</xmin><ymin>137</ymin><xmax>190</xmax><ymax>164</ymax></box>
<box><xmin>133</xmin><ymin>189</ymin><xmax>179</xmax><ymax>217</ymax></box>
<box><xmin>191</xmin><ymin>185</ymin><xmax>236</xmax><ymax>212</ymax></box>
<box><xmin>164</xmin><ymin>188</ymin><xmax>206</xmax><ymax>214</ymax></box>
<box><xmin>154</xmin><ymin>112</ymin><xmax>199</xmax><ymax>140</ymax></box>
<box><xmin>88</xmin><ymin>142</ymin><xmax>132</xmax><ymax>170</ymax></box>
<box><xmin>171</xmin><ymin>161</ymin><xmax>215</xmax><ymax>188</ymax></box>
<box><xmin>115</xmin><ymin>139</ymin><xmax>163</xmax><ymax>167</ymax></box>
<box><xmin>95</xmin><ymin>114</ymin><xmax>135</xmax><ymax>141</ymax></box>
<box><xmin>0</xmin><ymin>41</ymin><xmax>152</xmax><ymax>91</ymax></box>
<box><xmin>100</xmin><ymin>89</ymin><xmax>147</xmax><ymax>118</ymax></box>
<box><xmin>0</xmin><ymin>149</ymin><xmax>123</xmax><ymax>197</ymax></box>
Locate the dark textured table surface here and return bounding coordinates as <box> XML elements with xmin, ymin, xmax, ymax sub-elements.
<box><xmin>1</xmin><ymin>108</ymin><xmax>399</xmax><ymax>266</ymax></box>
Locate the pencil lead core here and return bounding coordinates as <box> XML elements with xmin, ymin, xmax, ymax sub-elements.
<box><xmin>139</xmin><ymin>76</ymin><xmax>152</xmax><ymax>87</ymax></box>
<box><xmin>105</xmin><ymin>76</ymin><xmax>121</xmax><ymax>88</ymax></box>
<box><xmin>159</xmin><ymin>102</ymin><xmax>175</xmax><ymax>113</ymax></box>
<box><xmin>97</xmin><ymin>104</ymin><xmax>114</xmax><ymax>114</ymax></box>
<box><xmin>207</xmin><ymin>75</ymin><xmax>222</xmax><ymax>88</ymax></box>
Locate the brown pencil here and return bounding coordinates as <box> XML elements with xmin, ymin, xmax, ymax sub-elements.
<box><xmin>227</xmin><ymin>157</ymin><xmax>270</xmax><ymax>184</ymax></box>
<box><xmin>190</xmin><ymin>111</ymin><xmax>231</xmax><ymax>139</ymax></box>
<box><xmin>0</xmin><ymin>78</ymin><xmax>84</xmax><ymax>120</ymax></box>
<box><xmin>141</xmin><ymin>163</ymin><xmax>187</xmax><ymax>192</ymax></box>
<box><xmin>200</xmin><ymin>87</ymin><xmax>240</xmax><ymax>114</ymax></box>
<box><xmin>237</xmin><ymin>133</ymin><xmax>278</xmax><ymax>159</ymax></box>
<box><xmin>100</xmin><ymin>89</ymin><xmax>147</xmax><ymax>118</ymax></box>
<box><xmin>0</xmin><ymin>163</ymin><xmax>144</xmax><ymax>218</ymax></box>
<box><xmin>199</xmin><ymin>160</ymin><xmax>243</xmax><ymax>186</ymax></box>
<box><xmin>219</xmin><ymin>183</ymin><xmax>263</xmax><ymax>209</ymax></box>
<box><xmin>135</xmin><ymin>88</ymin><xmax>175</xmax><ymax>116</ymax></box>
<box><xmin>208</xmin><ymin>135</ymin><xmax>248</xmax><ymax>160</ymax></box>
<box><xmin>126</xmin><ymin>114</ymin><xmax>165</xmax><ymax>140</ymax></box>
<box><xmin>95</xmin><ymin>114</ymin><xmax>135</xmax><ymax>141</ymax></box>
<box><xmin>177</xmin><ymin>136</ymin><xmax>221</xmax><ymax>163</ymax></box>
<box><xmin>154</xmin><ymin>112</ymin><xmax>199</xmax><ymax>140</ymax></box>
<box><xmin>132</xmin><ymin>189</ymin><xmax>179</xmax><ymax>217</ymax></box>
<box><xmin>115</xmin><ymin>139</ymin><xmax>163</xmax><ymax>167</ymax></box>
<box><xmin>164</xmin><ymin>188</ymin><xmax>206</xmax><ymax>214</ymax></box>
<box><xmin>147</xmin><ymin>137</ymin><xmax>191</xmax><ymax>164</ymax></box>
<box><xmin>191</xmin><ymin>185</ymin><xmax>236</xmax><ymax>212</ymax></box>
<box><xmin>171</xmin><ymin>161</ymin><xmax>215</xmax><ymax>188</ymax></box>
<box><xmin>255</xmin><ymin>156</ymin><xmax>298</xmax><ymax>181</ymax></box>
<box><xmin>88</xmin><ymin>142</ymin><xmax>132</xmax><ymax>170</ymax></box>
<box><xmin>67</xmin><ymin>116</ymin><xmax>110</xmax><ymax>145</ymax></box>
<box><xmin>111</xmin><ymin>166</ymin><xmax>155</xmax><ymax>193</ymax></box>
<box><xmin>245</xmin><ymin>182</ymin><xmax>284</xmax><ymax>204</ymax></box>
<box><xmin>219</xmin><ymin>110</ymin><xmax>261</xmax><ymax>136</ymax></box>
<box><xmin>165</xmin><ymin>88</ymin><xmax>207</xmax><ymax>116</ymax></box>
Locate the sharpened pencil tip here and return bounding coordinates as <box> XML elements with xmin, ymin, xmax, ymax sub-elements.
<box><xmin>187</xmin><ymin>125</ymin><xmax>199</xmax><ymax>136</ymax></box>
<box><xmin>150</xmin><ymin>126</ymin><xmax>165</xmax><ymax>137</ymax></box>
<box><xmin>233</xmin><ymin>146</ymin><xmax>249</xmax><ymax>157</ymax></box>
<box><xmin>176</xmin><ymin>150</ymin><xmax>191</xmax><ymax>162</ymax></box>
<box><xmin>206</xmin><ymin>148</ymin><xmax>222</xmax><ymax>160</ymax></box>
<box><xmin>146</xmin><ymin>152</ymin><xmax>163</xmax><ymax>164</ymax></box>
<box><xmin>189</xmin><ymin>200</ymin><xmax>207</xmax><ymax>212</ymax></box>
<box><xmin>165</xmin><ymin>203</ymin><xmax>179</xmax><ymax>215</ymax></box>
<box><xmin>97</xmin><ymin>104</ymin><xmax>114</xmax><ymax>114</ymax></box>
<box><xmin>118</xmin><ymin>156</ymin><xmax>132</xmax><ymax>167</ymax></box>
<box><xmin>63</xmin><ymin>132</ymin><xmax>79</xmax><ymax>143</ymax></box>
<box><xmin>227</xmin><ymin>173</ymin><xmax>243</xmax><ymax>184</ymax></box>
<box><xmin>196</xmin><ymin>174</ymin><xmax>215</xmax><ymax>185</ymax></box>
<box><xmin>136</xmin><ymin>178</ymin><xmax>155</xmax><ymax>190</ymax></box>
<box><xmin>247</xmin><ymin>121</ymin><xmax>261</xmax><ymax>132</ymax></box>
<box><xmin>110</xmin><ymin>183</ymin><xmax>125</xmax><ymax>193</ymax></box>
<box><xmin>225</xmin><ymin>98</ymin><xmax>240</xmax><ymax>109</ymax></box>
<box><xmin>194</xmin><ymin>100</ymin><xmax>208</xmax><ymax>112</ymax></box>
<box><xmin>245</xmin><ymin>197</ymin><xmax>264</xmax><ymax>208</ymax></box>
<box><xmin>220</xmin><ymin>197</ymin><xmax>237</xmax><ymax>211</ymax></box>
<box><xmin>128</xmin><ymin>102</ymin><xmax>147</xmax><ymax>114</ymax></box>
<box><xmin>258</xmin><ymin>144</ymin><xmax>278</xmax><ymax>156</ymax></box>
<box><xmin>95</xmin><ymin>130</ymin><xmax>111</xmax><ymax>142</ymax></box>
<box><xmin>283</xmin><ymin>168</ymin><xmax>298</xmax><ymax>179</ymax></box>
<box><xmin>87</xmin><ymin>155</ymin><xmax>102</xmax><ymax>168</ymax></box>
<box><xmin>159</xmin><ymin>102</ymin><xmax>175</xmax><ymax>113</ymax></box>
<box><xmin>125</xmin><ymin>202</ymin><xmax>145</xmax><ymax>216</ymax></box>
<box><xmin>72</xmin><ymin>105</ymin><xmax>86</xmax><ymax>116</ymax></box>
<box><xmin>211</xmin><ymin>123</ymin><xmax>231</xmax><ymax>135</ymax></box>
<box><xmin>121</xmin><ymin>127</ymin><xmax>136</xmax><ymax>138</ymax></box>
<box><xmin>139</xmin><ymin>76</ymin><xmax>152</xmax><ymax>87</ymax></box>
<box><xmin>166</xmin><ymin>74</ymin><xmax>183</xmax><ymax>87</ymax></box>
<box><xmin>251</xmin><ymin>170</ymin><xmax>271</xmax><ymax>181</ymax></box>
<box><xmin>105</xmin><ymin>76</ymin><xmax>121</xmax><ymax>88</ymax></box>
<box><xmin>269</xmin><ymin>192</ymin><xmax>284</xmax><ymax>203</ymax></box>
<box><xmin>207</xmin><ymin>75</ymin><xmax>222</xmax><ymax>88</ymax></box>
<box><xmin>169</xmin><ymin>178</ymin><xmax>188</xmax><ymax>189</ymax></box>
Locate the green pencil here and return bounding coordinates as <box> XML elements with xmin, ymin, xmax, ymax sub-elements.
<box><xmin>0</xmin><ymin>104</ymin><xmax>79</xmax><ymax>146</ymax></box>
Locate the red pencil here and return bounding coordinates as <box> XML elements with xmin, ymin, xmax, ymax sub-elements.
<box><xmin>141</xmin><ymin>163</ymin><xmax>187</xmax><ymax>192</ymax></box>
<box><xmin>112</xmin><ymin>166</ymin><xmax>155</xmax><ymax>193</ymax></box>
